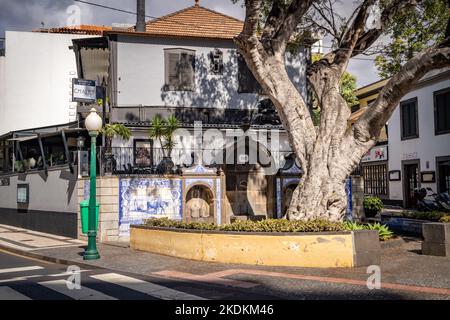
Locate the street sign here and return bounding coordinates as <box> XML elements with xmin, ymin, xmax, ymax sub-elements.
<box><xmin>72</xmin><ymin>78</ymin><xmax>96</xmax><ymax>103</ymax></box>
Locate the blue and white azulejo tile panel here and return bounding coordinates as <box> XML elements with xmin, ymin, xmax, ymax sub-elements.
<box><xmin>118</xmin><ymin>178</ymin><xmax>182</xmax><ymax>236</ymax></box>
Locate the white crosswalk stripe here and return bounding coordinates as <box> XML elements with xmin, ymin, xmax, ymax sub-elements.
<box><xmin>38</xmin><ymin>279</ymin><xmax>117</xmax><ymax>300</ymax></box>
<box><xmin>91</xmin><ymin>273</ymin><xmax>207</xmax><ymax>300</ymax></box>
<box><xmin>0</xmin><ymin>266</ymin><xmax>44</xmax><ymax>274</ymax></box>
<box><xmin>0</xmin><ymin>286</ymin><xmax>31</xmax><ymax>300</ymax></box>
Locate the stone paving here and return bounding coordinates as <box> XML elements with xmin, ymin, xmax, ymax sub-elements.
<box><xmin>0</xmin><ymin>224</ymin><xmax>449</xmax><ymax>299</ymax></box>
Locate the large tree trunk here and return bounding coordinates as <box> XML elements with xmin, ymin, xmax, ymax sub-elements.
<box><xmin>235</xmin><ymin>0</ymin><xmax>450</xmax><ymax>222</ymax></box>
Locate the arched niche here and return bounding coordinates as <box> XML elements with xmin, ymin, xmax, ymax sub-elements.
<box><xmin>185</xmin><ymin>184</ymin><xmax>215</xmax><ymax>223</ymax></box>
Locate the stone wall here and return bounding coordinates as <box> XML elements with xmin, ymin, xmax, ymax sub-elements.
<box><xmin>77</xmin><ymin>176</ymin><xmax>122</xmax><ymax>242</ymax></box>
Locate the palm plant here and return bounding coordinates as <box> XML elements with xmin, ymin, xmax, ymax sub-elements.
<box><xmin>101</xmin><ymin>123</ymin><xmax>132</xmax><ymax>154</ymax></box>
<box><xmin>148</xmin><ymin>115</ymin><xmax>180</xmax><ymax>158</ymax></box>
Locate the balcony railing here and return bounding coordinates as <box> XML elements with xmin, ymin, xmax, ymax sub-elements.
<box><xmin>101</xmin><ymin>147</ymin><xmax>293</xmax><ymax>176</ymax></box>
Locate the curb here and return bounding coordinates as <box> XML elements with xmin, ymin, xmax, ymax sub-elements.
<box><xmin>0</xmin><ymin>243</ymin><xmax>102</xmax><ymax>270</ymax></box>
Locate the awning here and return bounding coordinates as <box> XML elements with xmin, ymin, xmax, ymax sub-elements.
<box><xmin>7</xmin><ymin>135</ymin><xmax>38</xmax><ymax>142</ymax></box>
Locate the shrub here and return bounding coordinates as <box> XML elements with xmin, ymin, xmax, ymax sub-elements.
<box><xmin>144</xmin><ymin>217</ymin><xmax>345</xmax><ymax>233</ymax></box>
<box><xmin>439</xmin><ymin>215</ymin><xmax>450</xmax><ymax>223</ymax></box>
<box><xmin>364</xmin><ymin>222</ymin><xmax>394</xmax><ymax>241</ymax></box>
<box><xmin>343</xmin><ymin>221</ymin><xmax>365</xmax><ymax>230</ymax></box>
<box><xmin>363</xmin><ymin>197</ymin><xmax>383</xmax><ymax>212</ymax></box>
<box><xmin>143</xmin><ymin>218</ymin><xmax>393</xmax><ymax>241</ymax></box>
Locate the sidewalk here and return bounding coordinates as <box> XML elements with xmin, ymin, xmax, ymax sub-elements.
<box><xmin>0</xmin><ymin>224</ymin><xmax>449</xmax><ymax>299</ymax></box>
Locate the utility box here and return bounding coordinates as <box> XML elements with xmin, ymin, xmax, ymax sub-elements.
<box><xmin>80</xmin><ymin>200</ymin><xmax>100</xmax><ymax>234</ymax></box>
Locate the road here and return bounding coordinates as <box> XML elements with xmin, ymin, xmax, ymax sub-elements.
<box><xmin>1</xmin><ymin>248</ymin><xmax>449</xmax><ymax>300</ymax></box>
<box><xmin>0</xmin><ymin>250</ymin><xmax>277</xmax><ymax>300</ymax></box>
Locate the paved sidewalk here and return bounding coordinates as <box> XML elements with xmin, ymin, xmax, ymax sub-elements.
<box><xmin>0</xmin><ymin>224</ymin><xmax>449</xmax><ymax>300</ymax></box>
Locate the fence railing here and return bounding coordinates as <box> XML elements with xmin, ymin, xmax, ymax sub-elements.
<box><xmin>101</xmin><ymin>146</ymin><xmax>293</xmax><ymax>175</ymax></box>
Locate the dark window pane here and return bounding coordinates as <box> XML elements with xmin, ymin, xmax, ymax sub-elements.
<box><xmin>401</xmin><ymin>99</ymin><xmax>418</xmax><ymax>139</ymax></box>
<box><xmin>238</xmin><ymin>53</ymin><xmax>262</xmax><ymax>94</ymax></box>
<box><xmin>436</xmin><ymin>90</ymin><xmax>450</xmax><ymax>133</ymax></box>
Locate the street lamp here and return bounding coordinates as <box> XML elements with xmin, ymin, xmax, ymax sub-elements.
<box><xmin>83</xmin><ymin>108</ymin><xmax>102</xmax><ymax>260</ymax></box>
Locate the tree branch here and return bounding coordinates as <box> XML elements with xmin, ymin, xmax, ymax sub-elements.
<box><xmin>242</xmin><ymin>0</ymin><xmax>261</xmax><ymax>37</ymax></box>
<box><xmin>350</xmin><ymin>45</ymin><xmax>450</xmax><ymax>154</ymax></box>
<box><xmin>261</xmin><ymin>0</ymin><xmax>316</xmax><ymax>54</ymax></box>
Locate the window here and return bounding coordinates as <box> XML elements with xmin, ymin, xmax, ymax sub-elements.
<box><xmin>237</xmin><ymin>53</ymin><xmax>262</xmax><ymax>94</ymax></box>
<box><xmin>164</xmin><ymin>48</ymin><xmax>195</xmax><ymax>91</ymax></box>
<box><xmin>209</xmin><ymin>49</ymin><xmax>223</xmax><ymax>75</ymax></box>
<box><xmin>400</xmin><ymin>98</ymin><xmax>419</xmax><ymax>140</ymax></box>
<box><xmin>363</xmin><ymin>163</ymin><xmax>388</xmax><ymax>196</ymax></box>
<box><xmin>434</xmin><ymin>88</ymin><xmax>450</xmax><ymax>135</ymax></box>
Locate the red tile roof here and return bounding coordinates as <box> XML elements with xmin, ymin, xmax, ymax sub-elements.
<box><xmin>129</xmin><ymin>4</ymin><xmax>244</xmax><ymax>40</ymax></box>
<box><xmin>34</xmin><ymin>4</ymin><xmax>244</xmax><ymax>40</ymax></box>
<box><xmin>34</xmin><ymin>24</ymin><xmax>112</xmax><ymax>35</ymax></box>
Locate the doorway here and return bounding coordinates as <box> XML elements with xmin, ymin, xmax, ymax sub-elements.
<box><xmin>402</xmin><ymin>160</ymin><xmax>420</xmax><ymax>209</ymax></box>
<box><xmin>437</xmin><ymin>156</ymin><xmax>450</xmax><ymax>194</ymax></box>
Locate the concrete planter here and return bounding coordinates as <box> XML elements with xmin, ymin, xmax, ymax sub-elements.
<box><xmin>130</xmin><ymin>226</ymin><xmax>380</xmax><ymax>268</ymax></box>
<box><xmin>422</xmin><ymin>223</ymin><xmax>450</xmax><ymax>257</ymax></box>
<box><xmin>381</xmin><ymin>214</ymin><xmax>428</xmax><ymax>236</ymax></box>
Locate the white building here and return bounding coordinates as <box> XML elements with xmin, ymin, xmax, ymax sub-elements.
<box><xmin>388</xmin><ymin>69</ymin><xmax>450</xmax><ymax>208</ymax></box>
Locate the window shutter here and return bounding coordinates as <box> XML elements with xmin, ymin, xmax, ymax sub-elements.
<box><xmin>179</xmin><ymin>52</ymin><xmax>195</xmax><ymax>90</ymax></box>
<box><xmin>168</xmin><ymin>53</ymin><xmax>180</xmax><ymax>89</ymax></box>
<box><xmin>401</xmin><ymin>99</ymin><xmax>418</xmax><ymax>139</ymax></box>
<box><xmin>436</xmin><ymin>90</ymin><xmax>450</xmax><ymax>133</ymax></box>
<box><xmin>238</xmin><ymin>53</ymin><xmax>262</xmax><ymax>94</ymax></box>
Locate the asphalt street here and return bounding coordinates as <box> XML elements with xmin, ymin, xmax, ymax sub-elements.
<box><xmin>0</xmin><ymin>250</ymin><xmax>278</xmax><ymax>300</ymax></box>
<box><xmin>0</xmin><ymin>249</ymin><xmax>449</xmax><ymax>300</ymax></box>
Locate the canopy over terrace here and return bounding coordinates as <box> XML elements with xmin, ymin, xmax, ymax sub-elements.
<box><xmin>0</xmin><ymin>122</ymin><xmax>87</xmax><ymax>176</ymax></box>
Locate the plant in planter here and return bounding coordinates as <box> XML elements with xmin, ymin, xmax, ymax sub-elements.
<box><xmin>363</xmin><ymin>196</ymin><xmax>383</xmax><ymax>218</ymax></box>
<box><xmin>364</xmin><ymin>223</ymin><xmax>393</xmax><ymax>241</ymax></box>
<box><xmin>149</xmin><ymin>115</ymin><xmax>180</xmax><ymax>174</ymax></box>
<box><xmin>440</xmin><ymin>215</ymin><xmax>450</xmax><ymax>223</ymax></box>
<box><xmin>100</xmin><ymin>123</ymin><xmax>132</xmax><ymax>173</ymax></box>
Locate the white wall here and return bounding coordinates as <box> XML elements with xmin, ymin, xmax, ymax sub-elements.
<box><xmin>0</xmin><ymin>56</ymin><xmax>5</xmax><ymax>128</ymax></box>
<box><xmin>0</xmin><ymin>32</ymin><xmax>89</xmax><ymax>135</ymax></box>
<box><xmin>388</xmin><ymin>72</ymin><xmax>450</xmax><ymax>200</ymax></box>
<box><xmin>115</xmin><ymin>36</ymin><xmax>308</xmax><ymax>109</ymax></box>
<box><xmin>0</xmin><ymin>168</ymin><xmax>77</xmax><ymax>212</ymax></box>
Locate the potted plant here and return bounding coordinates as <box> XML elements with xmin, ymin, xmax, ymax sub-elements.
<box><xmin>363</xmin><ymin>196</ymin><xmax>383</xmax><ymax>218</ymax></box>
<box><xmin>100</xmin><ymin>123</ymin><xmax>132</xmax><ymax>174</ymax></box>
<box><xmin>149</xmin><ymin>115</ymin><xmax>180</xmax><ymax>174</ymax></box>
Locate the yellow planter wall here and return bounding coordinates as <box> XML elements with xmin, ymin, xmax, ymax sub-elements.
<box><xmin>131</xmin><ymin>227</ymin><xmax>380</xmax><ymax>268</ymax></box>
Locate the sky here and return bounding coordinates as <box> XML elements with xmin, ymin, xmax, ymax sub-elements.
<box><xmin>0</xmin><ymin>0</ymin><xmax>381</xmax><ymax>87</ymax></box>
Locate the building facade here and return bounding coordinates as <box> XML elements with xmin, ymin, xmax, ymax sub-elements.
<box><xmin>388</xmin><ymin>69</ymin><xmax>450</xmax><ymax>208</ymax></box>
<box><xmin>351</xmin><ymin>69</ymin><xmax>450</xmax><ymax>209</ymax></box>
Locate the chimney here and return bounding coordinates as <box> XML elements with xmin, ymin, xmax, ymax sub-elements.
<box><xmin>136</xmin><ymin>0</ymin><xmax>146</xmax><ymax>32</ymax></box>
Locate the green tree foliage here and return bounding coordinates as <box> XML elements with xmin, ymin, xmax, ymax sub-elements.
<box><xmin>375</xmin><ymin>0</ymin><xmax>450</xmax><ymax>78</ymax></box>
<box><xmin>148</xmin><ymin>115</ymin><xmax>180</xmax><ymax>157</ymax></box>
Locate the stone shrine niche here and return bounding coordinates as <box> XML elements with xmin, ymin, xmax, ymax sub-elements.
<box><xmin>186</xmin><ymin>185</ymin><xmax>214</xmax><ymax>222</ymax></box>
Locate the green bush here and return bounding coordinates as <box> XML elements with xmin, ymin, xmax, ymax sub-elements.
<box><xmin>143</xmin><ymin>218</ymin><xmax>393</xmax><ymax>241</ymax></box>
<box><xmin>343</xmin><ymin>221</ymin><xmax>365</xmax><ymax>231</ymax></box>
<box><xmin>363</xmin><ymin>197</ymin><xmax>384</xmax><ymax>212</ymax></box>
<box><xmin>144</xmin><ymin>217</ymin><xmax>345</xmax><ymax>233</ymax></box>
<box><xmin>402</xmin><ymin>211</ymin><xmax>447</xmax><ymax>221</ymax></box>
<box><xmin>364</xmin><ymin>222</ymin><xmax>394</xmax><ymax>241</ymax></box>
<box><xmin>344</xmin><ymin>221</ymin><xmax>394</xmax><ymax>241</ymax></box>
<box><xmin>439</xmin><ymin>215</ymin><xmax>450</xmax><ymax>223</ymax></box>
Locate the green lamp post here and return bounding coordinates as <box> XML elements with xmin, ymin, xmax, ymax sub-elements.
<box><xmin>83</xmin><ymin>108</ymin><xmax>102</xmax><ymax>260</ymax></box>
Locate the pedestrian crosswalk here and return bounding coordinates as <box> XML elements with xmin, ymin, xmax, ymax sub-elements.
<box><xmin>0</xmin><ymin>266</ymin><xmax>207</xmax><ymax>300</ymax></box>
<box><xmin>0</xmin><ymin>286</ymin><xmax>31</xmax><ymax>300</ymax></box>
<box><xmin>91</xmin><ymin>273</ymin><xmax>207</xmax><ymax>300</ymax></box>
